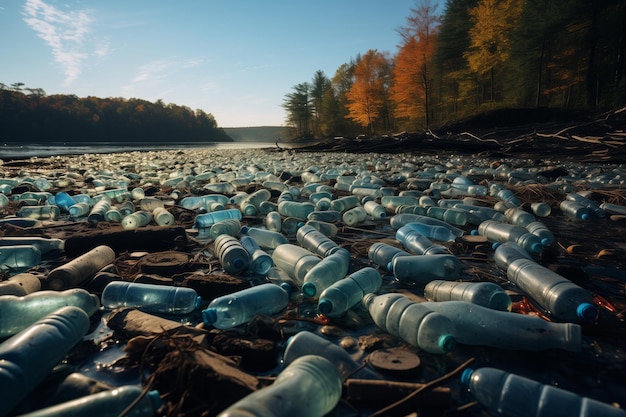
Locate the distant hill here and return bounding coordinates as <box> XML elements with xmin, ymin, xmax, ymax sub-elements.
<box><xmin>224</xmin><ymin>126</ymin><xmax>294</xmax><ymax>142</ymax></box>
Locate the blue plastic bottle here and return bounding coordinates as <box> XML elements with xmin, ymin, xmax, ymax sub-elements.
<box><xmin>317</xmin><ymin>267</ymin><xmax>382</xmax><ymax>317</ymax></box>
<box><xmin>301</xmin><ymin>248</ymin><xmax>350</xmax><ymax>297</ymax></box>
<box><xmin>195</xmin><ymin>208</ymin><xmax>243</xmax><ymax>229</ymax></box>
<box><xmin>240</xmin><ymin>235</ymin><xmax>274</xmax><ymax>275</ymax></box>
<box><xmin>462</xmin><ymin>367</ymin><xmax>626</xmax><ymax>417</ymax></box>
<box><xmin>101</xmin><ymin>281</ymin><xmax>201</xmax><ymax>315</ymax></box>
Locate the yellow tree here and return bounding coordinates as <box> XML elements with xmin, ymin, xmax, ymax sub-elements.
<box><xmin>391</xmin><ymin>0</ymin><xmax>439</xmax><ymax>128</ymax></box>
<box><xmin>346</xmin><ymin>49</ymin><xmax>391</xmax><ymax>136</ymax></box>
<box><xmin>464</xmin><ymin>0</ymin><xmax>523</xmax><ymax>102</ymax></box>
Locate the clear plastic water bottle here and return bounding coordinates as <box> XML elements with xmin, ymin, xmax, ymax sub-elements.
<box><xmin>390</xmin><ymin>213</ymin><xmax>463</xmax><ymax>237</ymax></box>
<box><xmin>421</xmin><ymin>301</ymin><xmax>581</xmax><ymax>351</ymax></box>
<box><xmin>138</xmin><ymin>197</ymin><xmax>164</xmax><ymax>211</ymax></box>
<box><xmin>207</xmin><ymin>218</ymin><xmax>241</xmax><ymax>240</ymax></box>
<box><xmin>530</xmin><ymin>202</ymin><xmax>552</xmax><ymax>217</ymax></box>
<box><xmin>0</xmin><ymin>236</ymin><xmax>64</xmax><ymax>255</ymax></box>
<box><xmin>264</xmin><ymin>210</ymin><xmax>282</xmax><ymax>232</ymax></box>
<box><xmin>600</xmin><ymin>202</ymin><xmax>626</xmax><ymax>215</ymax></box>
<box><xmin>240</xmin><ymin>235</ymin><xmax>274</xmax><ymax>275</ymax></box>
<box><xmin>68</xmin><ymin>202</ymin><xmax>91</xmax><ymax>218</ymax></box>
<box><xmin>302</xmin><ymin>248</ymin><xmax>350</xmax><ymax>297</ymax></box>
<box><xmin>400</xmin><ymin>222</ymin><xmax>458</xmax><ymax>242</ymax></box>
<box><xmin>282</xmin><ymin>330</ymin><xmax>380</xmax><ymax>380</ymax></box>
<box><xmin>0</xmin><ymin>306</ymin><xmax>90</xmax><ymax>417</ymax></box>
<box><xmin>362</xmin><ymin>292</ymin><xmax>456</xmax><ymax>355</ymax></box>
<box><xmin>153</xmin><ymin>206</ymin><xmax>175</xmax><ymax>226</ymax></box>
<box><xmin>477</xmin><ymin>220</ymin><xmax>543</xmax><ymax>253</ymax></box>
<box><xmin>462</xmin><ymin>367</ymin><xmax>626</xmax><ymax>417</ymax></box>
<box><xmin>278</xmin><ymin>201</ymin><xmax>316</xmax><ymax>221</ymax></box>
<box><xmin>241</xmin><ymin>226</ymin><xmax>289</xmax><ymax>249</ymax></box>
<box><xmin>381</xmin><ymin>195</ymin><xmax>419</xmax><ymax>211</ymax></box>
<box><xmin>305</xmin><ymin>220</ymin><xmax>338</xmax><ymax>237</ymax></box>
<box><xmin>0</xmin><ymin>245</ymin><xmax>42</xmax><ymax>272</ymax></box>
<box><xmin>342</xmin><ymin>206</ymin><xmax>368</xmax><ymax>225</ymax></box>
<box><xmin>16</xmin><ymin>205</ymin><xmax>60</xmax><ymax>220</ymax></box>
<box><xmin>195</xmin><ymin>208</ymin><xmax>243</xmax><ymax>229</ymax></box>
<box><xmin>390</xmin><ymin>254</ymin><xmax>462</xmax><ymax>287</ymax></box>
<box><xmin>426</xmin><ymin>206</ymin><xmax>470</xmax><ymax>226</ymax></box>
<box><xmin>560</xmin><ymin>200</ymin><xmax>593</xmax><ymax>220</ymax></box>
<box><xmin>18</xmin><ymin>385</ymin><xmax>162</xmax><ymax>417</ymax></box>
<box><xmin>0</xmin><ymin>272</ymin><xmax>41</xmax><ymax>296</ymax></box>
<box><xmin>101</xmin><ymin>281</ymin><xmax>201</xmax><ymax>315</ymax></box>
<box><xmin>367</xmin><ymin>242</ymin><xmax>411</xmax><ymax>271</ymax></box>
<box><xmin>363</xmin><ymin>200</ymin><xmax>387</xmax><ymax>220</ymax></box>
<box><xmin>493</xmin><ymin>241</ymin><xmax>534</xmax><ymax>271</ymax></box>
<box><xmin>213</xmin><ymin>234</ymin><xmax>250</xmax><ymax>275</ymax></box>
<box><xmin>87</xmin><ymin>199</ymin><xmax>111</xmax><ymax>224</ymax></box>
<box><xmin>105</xmin><ymin>207</ymin><xmax>122</xmax><ymax>222</ymax></box>
<box><xmin>121</xmin><ymin>210</ymin><xmax>153</xmax><ymax>230</ymax></box>
<box><xmin>296</xmin><ymin>224</ymin><xmax>340</xmax><ymax>257</ymax></box>
<box><xmin>317</xmin><ymin>267</ymin><xmax>382</xmax><ymax>317</ymax></box>
<box><xmin>46</xmin><ymin>245</ymin><xmax>116</xmax><ymax>290</ymax></box>
<box><xmin>271</xmin><ymin>244</ymin><xmax>321</xmax><ymax>286</ymax></box>
<box><xmin>0</xmin><ymin>288</ymin><xmax>100</xmax><ymax>338</ymax></box>
<box><xmin>330</xmin><ymin>195</ymin><xmax>359</xmax><ymax>213</ymax></box>
<box><xmin>424</xmin><ymin>280</ymin><xmax>512</xmax><ymax>311</ymax></box>
<box><xmin>507</xmin><ymin>258</ymin><xmax>597</xmax><ymax>322</ymax></box>
<box><xmin>217</xmin><ymin>355</ymin><xmax>342</xmax><ymax>417</ymax></box>
<box><xmin>504</xmin><ymin>207</ymin><xmax>536</xmax><ymax>227</ymax></box>
<box><xmin>525</xmin><ymin>221</ymin><xmax>555</xmax><ymax>246</ymax></box>
<box><xmin>201</xmin><ymin>283</ymin><xmax>289</xmax><ymax>329</ymax></box>
<box><xmin>566</xmin><ymin>192</ymin><xmax>606</xmax><ymax>218</ymax></box>
<box><xmin>396</xmin><ymin>225</ymin><xmax>449</xmax><ymax>255</ymax></box>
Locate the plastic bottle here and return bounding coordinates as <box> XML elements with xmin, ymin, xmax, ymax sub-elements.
<box><xmin>363</xmin><ymin>200</ymin><xmax>387</xmax><ymax>220</ymax></box>
<box><xmin>296</xmin><ymin>224</ymin><xmax>340</xmax><ymax>257</ymax></box>
<box><xmin>241</xmin><ymin>226</ymin><xmax>289</xmax><ymax>250</ymax></box>
<box><xmin>477</xmin><ymin>220</ymin><xmax>543</xmax><ymax>253</ymax></box>
<box><xmin>566</xmin><ymin>192</ymin><xmax>606</xmax><ymax>218</ymax></box>
<box><xmin>342</xmin><ymin>206</ymin><xmax>368</xmax><ymax>226</ymax></box>
<box><xmin>401</xmin><ymin>222</ymin><xmax>458</xmax><ymax>242</ymax></box>
<box><xmin>46</xmin><ymin>245</ymin><xmax>116</xmax><ymax>290</ymax></box>
<box><xmin>504</xmin><ymin>207</ymin><xmax>536</xmax><ymax>227</ymax></box>
<box><xmin>277</xmin><ymin>201</ymin><xmax>316</xmax><ymax>221</ymax></box>
<box><xmin>530</xmin><ymin>202</ymin><xmax>552</xmax><ymax>217</ymax></box>
<box><xmin>600</xmin><ymin>202</ymin><xmax>626</xmax><ymax>215</ymax></box>
<box><xmin>271</xmin><ymin>244</ymin><xmax>321</xmax><ymax>286</ymax></box>
<box><xmin>138</xmin><ymin>197</ymin><xmax>164</xmax><ymax>211</ymax></box>
<box><xmin>217</xmin><ymin>355</ymin><xmax>342</xmax><ymax>417</ymax></box>
<box><xmin>0</xmin><ymin>236</ymin><xmax>65</xmax><ymax>255</ymax></box>
<box><xmin>53</xmin><ymin>191</ymin><xmax>76</xmax><ymax>212</ymax></box>
<box><xmin>0</xmin><ymin>245</ymin><xmax>42</xmax><ymax>272</ymax></box>
<box><xmin>207</xmin><ymin>218</ymin><xmax>241</xmax><ymax>240</ymax></box>
<box><xmin>390</xmin><ymin>213</ymin><xmax>463</xmax><ymax>237</ymax></box>
<box><xmin>390</xmin><ymin>254</ymin><xmax>462</xmax><ymax>287</ymax></box>
<box><xmin>396</xmin><ymin>225</ymin><xmax>449</xmax><ymax>255</ymax></box>
<box><xmin>330</xmin><ymin>195</ymin><xmax>359</xmax><ymax>213</ymax></box>
<box><xmin>367</xmin><ymin>242</ymin><xmax>411</xmax><ymax>271</ymax></box>
<box><xmin>506</xmin><ymin>258</ymin><xmax>597</xmax><ymax>323</ymax></box>
<box><xmin>462</xmin><ymin>367</ymin><xmax>626</xmax><ymax>417</ymax></box>
<box><xmin>525</xmin><ymin>221</ymin><xmax>555</xmax><ymax>246</ymax></box>
<box><xmin>87</xmin><ymin>199</ymin><xmax>111</xmax><ymax>224</ymax></box>
<box><xmin>0</xmin><ymin>306</ymin><xmax>90</xmax><ymax>417</ymax></box>
<box><xmin>421</xmin><ymin>301</ymin><xmax>581</xmax><ymax>351</ymax></box>
<box><xmin>195</xmin><ymin>208</ymin><xmax>243</xmax><ymax>229</ymax></box>
<box><xmin>395</xmin><ymin>205</ymin><xmax>428</xmax><ymax>215</ymax></box>
<box><xmin>307</xmin><ymin>210</ymin><xmax>342</xmax><ymax>223</ymax></box>
<box><xmin>0</xmin><ymin>272</ymin><xmax>41</xmax><ymax>296</ymax></box>
<box><xmin>16</xmin><ymin>205</ymin><xmax>60</xmax><ymax>220</ymax></box>
<box><xmin>362</xmin><ymin>293</ymin><xmax>456</xmax><ymax>355</ymax></box>
<box><xmin>426</xmin><ymin>206</ymin><xmax>470</xmax><ymax>226</ymax></box>
<box><xmin>17</xmin><ymin>384</ymin><xmax>162</xmax><ymax>417</ymax></box>
<box><xmin>424</xmin><ymin>280</ymin><xmax>512</xmax><ymax>311</ymax></box>
<box><xmin>381</xmin><ymin>195</ymin><xmax>419</xmax><ymax>211</ymax></box>
<box><xmin>213</xmin><ymin>234</ymin><xmax>251</xmax><ymax>275</ymax></box>
<box><xmin>317</xmin><ymin>267</ymin><xmax>382</xmax><ymax>317</ymax></box>
<box><xmin>493</xmin><ymin>241</ymin><xmax>534</xmax><ymax>271</ymax></box>
<box><xmin>101</xmin><ymin>281</ymin><xmax>201</xmax><ymax>315</ymax></box>
<box><xmin>153</xmin><ymin>206</ymin><xmax>175</xmax><ymax>226</ymax></box>
<box><xmin>305</xmin><ymin>220</ymin><xmax>338</xmax><ymax>237</ymax></box>
<box><xmin>68</xmin><ymin>202</ymin><xmax>91</xmax><ymax>218</ymax></box>
<box><xmin>264</xmin><ymin>211</ymin><xmax>282</xmax><ymax>232</ymax></box>
<box><xmin>240</xmin><ymin>235</ymin><xmax>274</xmax><ymax>275</ymax></box>
<box><xmin>202</xmin><ymin>283</ymin><xmax>289</xmax><ymax>329</ymax></box>
<box><xmin>0</xmin><ymin>288</ymin><xmax>100</xmax><ymax>338</ymax></box>
<box><xmin>104</xmin><ymin>207</ymin><xmax>122</xmax><ymax>222</ymax></box>
<box><xmin>560</xmin><ymin>200</ymin><xmax>593</xmax><ymax>220</ymax></box>
<box><xmin>282</xmin><ymin>331</ymin><xmax>380</xmax><ymax>380</ymax></box>
<box><xmin>280</xmin><ymin>217</ymin><xmax>302</xmax><ymax>236</ymax></box>
<box><xmin>121</xmin><ymin>210</ymin><xmax>153</xmax><ymax>230</ymax></box>
<box><xmin>302</xmin><ymin>248</ymin><xmax>350</xmax><ymax>297</ymax></box>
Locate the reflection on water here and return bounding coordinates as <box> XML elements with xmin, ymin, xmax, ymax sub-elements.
<box><xmin>0</xmin><ymin>141</ymin><xmax>275</xmax><ymax>160</ymax></box>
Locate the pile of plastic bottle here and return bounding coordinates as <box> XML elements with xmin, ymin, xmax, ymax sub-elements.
<box><xmin>0</xmin><ymin>147</ymin><xmax>625</xmax><ymax>417</ymax></box>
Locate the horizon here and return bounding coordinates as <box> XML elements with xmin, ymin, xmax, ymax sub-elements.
<box><xmin>0</xmin><ymin>0</ymin><xmax>417</xmax><ymax>128</ymax></box>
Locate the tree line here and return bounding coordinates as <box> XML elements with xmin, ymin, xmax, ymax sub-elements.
<box><xmin>0</xmin><ymin>82</ymin><xmax>231</xmax><ymax>143</ymax></box>
<box><xmin>283</xmin><ymin>0</ymin><xmax>626</xmax><ymax>139</ymax></box>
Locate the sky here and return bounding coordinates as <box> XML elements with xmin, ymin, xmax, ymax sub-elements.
<box><xmin>0</xmin><ymin>0</ymin><xmax>420</xmax><ymax>127</ymax></box>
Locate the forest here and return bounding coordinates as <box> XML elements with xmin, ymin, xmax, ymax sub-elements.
<box><xmin>0</xmin><ymin>84</ymin><xmax>232</xmax><ymax>144</ymax></box>
<box><xmin>283</xmin><ymin>0</ymin><xmax>626</xmax><ymax>139</ymax></box>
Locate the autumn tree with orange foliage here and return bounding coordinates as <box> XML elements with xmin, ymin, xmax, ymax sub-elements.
<box><xmin>346</xmin><ymin>50</ymin><xmax>392</xmax><ymax>136</ymax></box>
<box><xmin>391</xmin><ymin>0</ymin><xmax>439</xmax><ymax>129</ymax></box>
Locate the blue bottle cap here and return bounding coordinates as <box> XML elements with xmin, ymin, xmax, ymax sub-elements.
<box><xmin>202</xmin><ymin>308</ymin><xmax>217</xmax><ymax>325</ymax></box>
<box><xmin>460</xmin><ymin>368</ymin><xmax>475</xmax><ymax>386</ymax></box>
<box><xmin>530</xmin><ymin>242</ymin><xmax>543</xmax><ymax>253</ymax></box>
<box><xmin>232</xmin><ymin>258</ymin><xmax>245</xmax><ymax>271</ymax></box>
<box><xmin>438</xmin><ymin>334</ymin><xmax>456</xmax><ymax>352</ymax></box>
<box><xmin>302</xmin><ymin>282</ymin><xmax>317</xmax><ymax>298</ymax></box>
<box><xmin>318</xmin><ymin>299</ymin><xmax>333</xmax><ymax>315</ymax></box>
<box><xmin>576</xmin><ymin>302</ymin><xmax>597</xmax><ymax>321</ymax></box>
<box><xmin>491</xmin><ymin>242</ymin><xmax>501</xmax><ymax>250</ymax></box>
<box><xmin>240</xmin><ymin>225</ymin><xmax>250</xmax><ymax>234</ymax></box>
<box><xmin>581</xmin><ymin>213</ymin><xmax>589</xmax><ymax>220</ymax></box>
<box><xmin>470</xmin><ymin>229</ymin><xmax>478</xmax><ymax>236</ymax></box>
<box><xmin>279</xmin><ymin>282</ymin><xmax>293</xmax><ymax>293</ymax></box>
<box><xmin>541</xmin><ymin>238</ymin><xmax>550</xmax><ymax>246</ymax></box>
<box><xmin>147</xmin><ymin>390</ymin><xmax>162</xmax><ymax>408</ymax></box>
<box><xmin>387</xmin><ymin>261</ymin><xmax>393</xmax><ymax>272</ymax></box>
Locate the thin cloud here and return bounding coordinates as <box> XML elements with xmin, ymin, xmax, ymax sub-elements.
<box><xmin>22</xmin><ymin>0</ymin><xmax>93</xmax><ymax>86</ymax></box>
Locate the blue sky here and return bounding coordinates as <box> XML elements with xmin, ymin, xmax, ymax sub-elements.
<box><xmin>0</xmin><ymin>0</ymin><xmax>420</xmax><ymax>127</ymax></box>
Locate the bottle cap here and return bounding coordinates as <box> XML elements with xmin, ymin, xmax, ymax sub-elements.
<box><xmin>460</xmin><ymin>368</ymin><xmax>475</xmax><ymax>386</ymax></box>
<box><xmin>470</xmin><ymin>229</ymin><xmax>478</xmax><ymax>236</ymax></box>
<box><xmin>581</xmin><ymin>213</ymin><xmax>589</xmax><ymax>220</ymax></box>
<box><xmin>147</xmin><ymin>390</ymin><xmax>162</xmax><ymax>408</ymax></box>
<box><xmin>438</xmin><ymin>334</ymin><xmax>456</xmax><ymax>352</ymax></box>
<box><xmin>231</xmin><ymin>257</ymin><xmax>245</xmax><ymax>271</ymax></box>
<box><xmin>387</xmin><ymin>261</ymin><xmax>393</xmax><ymax>271</ymax></box>
<box><xmin>541</xmin><ymin>238</ymin><xmax>550</xmax><ymax>246</ymax></box>
<box><xmin>530</xmin><ymin>242</ymin><xmax>543</xmax><ymax>253</ymax></box>
<box><xmin>202</xmin><ymin>308</ymin><xmax>217</xmax><ymax>325</ymax></box>
<box><xmin>491</xmin><ymin>242</ymin><xmax>501</xmax><ymax>250</ymax></box>
<box><xmin>302</xmin><ymin>282</ymin><xmax>317</xmax><ymax>298</ymax></box>
<box><xmin>279</xmin><ymin>282</ymin><xmax>293</xmax><ymax>293</ymax></box>
<box><xmin>318</xmin><ymin>299</ymin><xmax>332</xmax><ymax>315</ymax></box>
<box><xmin>576</xmin><ymin>302</ymin><xmax>597</xmax><ymax>321</ymax></box>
